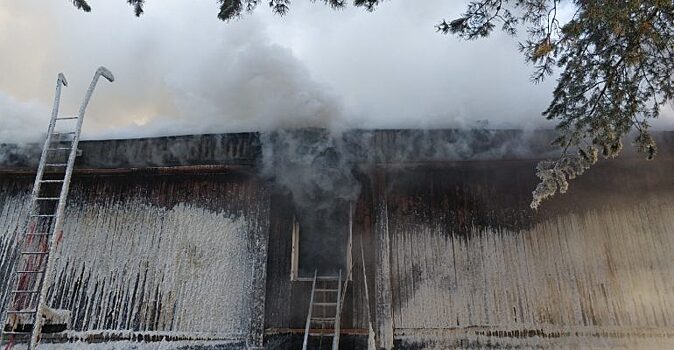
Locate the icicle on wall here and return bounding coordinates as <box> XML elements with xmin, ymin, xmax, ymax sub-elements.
<box><xmin>395</xmin><ymin>331</ymin><xmax>674</xmax><ymax>350</ymax></box>
<box><xmin>0</xmin><ymin>175</ymin><xmax>267</xmax><ymax>338</ymax></box>
<box><xmin>50</xmin><ymin>200</ymin><xmax>252</xmax><ymax>335</ymax></box>
<box><xmin>388</xmin><ymin>197</ymin><xmax>674</xmax><ymax>332</ymax></box>
<box><xmin>0</xmin><ymin>181</ymin><xmax>31</xmax><ymax>317</ymax></box>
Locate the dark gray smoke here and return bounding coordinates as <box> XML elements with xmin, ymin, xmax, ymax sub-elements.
<box><xmin>257</xmin><ymin>127</ymin><xmax>554</xmax><ymax>277</ymax></box>
<box><xmin>261</xmin><ymin>129</ymin><xmax>363</xmax><ymax>277</ymax></box>
<box><xmin>0</xmin><ymin>143</ymin><xmax>41</xmax><ymax>168</ymax></box>
<box><xmin>261</xmin><ymin>129</ymin><xmax>361</xmax><ymax>208</ymax></box>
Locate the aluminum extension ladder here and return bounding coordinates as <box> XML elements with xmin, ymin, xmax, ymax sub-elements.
<box><xmin>302</xmin><ymin>270</ymin><xmax>343</xmax><ymax>350</ymax></box>
<box><xmin>0</xmin><ymin>67</ymin><xmax>114</xmax><ymax>349</ymax></box>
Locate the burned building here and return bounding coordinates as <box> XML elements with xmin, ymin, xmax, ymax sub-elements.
<box><xmin>1</xmin><ymin>129</ymin><xmax>674</xmax><ymax>349</ymax></box>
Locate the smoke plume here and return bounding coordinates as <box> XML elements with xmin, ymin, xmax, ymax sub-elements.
<box><xmin>0</xmin><ymin>93</ymin><xmax>50</xmax><ymax>144</ymax></box>
<box><xmin>2</xmin><ymin>0</ymin><xmax>674</xmax><ymax>258</ymax></box>
<box><xmin>261</xmin><ymin>129</ymin><xmax>362</xmax><ymax>276</ymax></box>
<box><xmin>0</xmin><ymin>0</ymin><xmax>572</xmax><ymax>145</ymax></box>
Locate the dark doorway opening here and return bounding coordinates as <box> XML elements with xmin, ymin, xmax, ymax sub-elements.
<box><xmin>291</xmin><ymin>200</ymin><xmax>352</xmax><ymax>280</ymax></box>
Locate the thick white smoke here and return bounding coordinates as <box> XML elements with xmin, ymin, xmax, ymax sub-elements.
<box><xmin>0</xmin><ymin>0</ymin><xmax>559</xmax><ymax>144</ymax></box>
<box><xmin>0</xmin><ymin>0</ymin><xmax>672</xmax><ymax>144</ymax></box>
<box><xmin>0</xmin><ymin>1</ymin><xmax>344</xmax><ymax>143</ymax></box>
<box><xmin>0</xmin><ymin>93</ymin><xmax>49</xmax><ymax>143</ymax></box>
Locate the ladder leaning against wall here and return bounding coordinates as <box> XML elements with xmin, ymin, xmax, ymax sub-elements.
<box><xmin>0</xmin><ymin>67</ymin><xmax>114</xmax><ymax>350</ymax></box>
<box><xmin>301</xmin><ymin>204</ymin><xmax>354</xmax><ymax>350</ymax></box>
<box><xmin>302</xmin><ymin>270</ymin><xmax>344</xmax><ymax>350</ymax></box>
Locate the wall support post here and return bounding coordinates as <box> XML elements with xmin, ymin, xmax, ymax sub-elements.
<box><xmin>247</xmin><ymin>187</ymin><xmax>271</xmax><ymax>349</ymax></box>
<box><xmin>373</xmin><ymin>170</ymin><xmax>394</xmax><ymax>350</ymax></box>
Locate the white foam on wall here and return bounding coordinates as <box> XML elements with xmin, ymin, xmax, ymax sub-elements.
<box><xmin>0</xmin><ymin>188</ymin><xmax>30</xmax><ymax>310</ymax></box>
<box><xmin>50</xmin><ymin>199</ymin><xmax>254</xmax><ymax>335</ymax></box>
<box><xmin>396</xmin><ymin>331</ymin><xmax>674</xmax><ymax>350</ymax></box>
<box><xmin>389</xmin><ymin>198</ymin><xmax>674</xmax><ymax>332</ymax></box>
<box><xmin>0</xmin><ymin>185</ymin><xmax>258</xmax><ymax>338</ymax></box>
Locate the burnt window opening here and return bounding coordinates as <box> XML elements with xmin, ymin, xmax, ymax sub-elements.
<box><xmin>290</xmin><ymin>201</ymin><xmax>353</xmax><ymax>281</ymax></box>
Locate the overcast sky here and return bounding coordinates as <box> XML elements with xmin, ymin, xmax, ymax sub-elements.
<box><xmin>0</xmin><ymin>1</ymin><xmax>671</xmax><ymax>142</ymax></box>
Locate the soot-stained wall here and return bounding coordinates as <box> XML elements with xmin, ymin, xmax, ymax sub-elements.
<box><xmin>2</xmin><ymin>130</ymin><xmax>674</xmax><ymax>350</ymax></box>
<box><xmin>0</xmin><ymin>133</ymin><xmax>260</xmax><ymax>170</ymax></box>
<box><xmin>0</xmin><ymin>177</ymin><xmax>33</xmax><ymax>316</ymax></box>
<box><xmin>263</xmin><ymin>174</ymin><xmax>376</xmax><ymax>334</ymax></box>
<box><xmin>374</xmin><ymin>157</ymin><xmax>674</xmax><ymax>348</ymax></box>
<box><xmin>0</xmin><ymin>171</ymin><xmax>269</xmax><ymax>342</ymax></box>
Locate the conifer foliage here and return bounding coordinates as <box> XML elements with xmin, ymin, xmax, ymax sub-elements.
<box><xmin>128</xmin><ymin>0</ymin><xmax>145</xmax><ymax>17</ymax></box>
<box><xmin>437</xmin><ymin>0</ymin><xmax>674</xmax><ymax>208</ymax></box>
<box><xmin>72</xmin><ymin>0</ymin><xmax>91</xmax><ymax>13</ymax></box>
<box><xmin>70</xmin><ymin>0</ymin><xmax>674</xmax><ymax>208</ymax></box>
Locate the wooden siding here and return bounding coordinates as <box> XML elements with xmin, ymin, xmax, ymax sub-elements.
<box><xmin>379</xmin><ymin>158</ymin><xmax>674</xmax><ymax>340</ymax></box>
<box><xmin>264</xmin><ymin>174</ymin><xmax>375</xmax><ymax>332</ymax></box>
<box><xmin>0</xmin><ymin>172</ymin><xmax>268</xmax><ymax>339</ymax></box>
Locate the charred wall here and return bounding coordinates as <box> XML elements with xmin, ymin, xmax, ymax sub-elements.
<box><xmin>0</xmin><ymin>171</ymin><xmax>269</xmax><ymax>341</ymax></box>
<box><xmin>0</xmin><ymin>133</ymin><xmax>260</xmax><ymax>170</ymax></box>
<box><xmin>4</xmin><ymin>129</ymin><xmax>674</xmax><ymax>171</ymax></box>
<box><xmin>2</xmin><ymin>129</ymin><xmax>674</xmax><ymax>349</ymax></box>
<box><xmin>0</xmin><ymin>176</ymin><xmax>33</xmax><ymax>313</ymax></box>
<box><xmin>263</xmin><ymin>171</ymin><xmax>375</xmax><ymax>334</ymax></box>
<box><xmin>376</xmin><ymin>157</ymin><xmax>674</xmax><ymax>348</ymax></box>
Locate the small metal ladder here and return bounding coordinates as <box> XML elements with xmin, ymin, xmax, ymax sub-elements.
<box><xmin>302</xmin><ymin>270</ymin><xmax>343</xmax><ymax>350</ymax></box>
<box><xmin>1</xmin><ymin>67</ymin><xmax>114</xmax><ymax>350</ymax></box>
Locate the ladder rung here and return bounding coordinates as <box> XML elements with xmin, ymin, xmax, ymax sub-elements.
<box><xmin>16</xmin><ymin>270</ymin><xmax>46</xmax><ymax>274</ymax></box>
<box><xmin>6</xmin><ymin>310</ymin><xmax>37</xmax><ymax>314</ymax></box>
<box><xmin>45</xmin><ymin>163</ymin><xmax>67</xmax><ymax>167</ymax></box>
<box><xmin>313</xmin><ymin>302</ymin><xmax>337</xmax><ymax>307</ymax></box>
<box><xmin>52</xmin><ymin>131</ymin><xmax>76</xmax><ymax>135</ymax></box>
<box><xmin>30</xmin><ymin>214</ymin><xmax>55</xmax><ymax>217</ymax></box>
<box><xmin>20</xmin><ymin>252</ymin><xmax>49</xmax><ymax>255</ymax></box>
<box><xmin>315</xmin><ymin>289</ymin><xmax>338</xmax><ymax>292</ymax></box>
<box><xmin>39</xmin><ymin>180</ymin><xmax>65</xmax><ymax>183</ymax></box>
<box><xmin>47</xmin><ymin>147</ymin><xmax>71</xmax><ymax>151</ymax></box>
<box><xmin>316</xmin><ymin>276</ymin><xmax>340</xmax><ymax>280</ymax></box>
<box><xmin>35</xmin><ymin>197</ymin><xmax>60</xmax><ymax>201</ymax></box>
<box><xmin>2</xmin><ymin>331</ymin><xmax>31</xmax><ymax>335</ymax></box>
<box><xmin>10</xmin><ymin>290</ymin><xmax>40</xmax><ymax>294</ymax></box>
<box><xmin>309</xmin><ymin>332</ymin><xmax>335</xmax><ymax>337</ymax></box>
<box><xmin>312</xmin><ymin>317</ymin><xmax>336</xmax><ymax>322</ymax></box>
<box><xmin>56</xmin><ymin>116</ymin><xmax>78</xmax><ymax>120</ymax></box>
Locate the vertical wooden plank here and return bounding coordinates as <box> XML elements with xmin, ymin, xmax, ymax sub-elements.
<box><xmin>247</xmin><ymin>185</ymin><xmax>271</xmax><ymax>349</ymax></box>
<box><xmin>290</xmin><ymin>217</ymin><xmax>299</xmax><ymax>281</ymax></box>
<box><xmin>373</xmin><ymin>170</ymin><xmax>394</xmax><ymax>349</ymax></box>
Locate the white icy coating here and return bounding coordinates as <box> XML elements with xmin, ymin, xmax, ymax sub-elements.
<box><xmin>396</xmin><ymin>330</ymin><xmax>674</xmax><ymax>350</ymax></box>
<box><xmin>15</xmin><ymin>339</ymin><xmax>241</xmax><ymax>350</ymax></box>
<box><xmin>58</xmin><ymin>329</ymin><xmax>237</xmax><ymax>341</ymax></box>
<box><xmin>0</xmin><ymin>189</ymin><xmax>30</xmax><ymax>309</ymax></box>
<box><xmin>4</xmin><ymin>170</ymin><xmax>674</xmax><ymax>349</ymax></box>
<box><xmin>49</xmin><ymin>199</ymin><xmax>253</xmax><ymax>334</ymax></box>
<box><xmin>0</xmin><ymin>183</ymin><xmax>259</xmax><ymax>338</ymax></box>
<box><xmin>6</xmin><ymin>307</ymin><xmax>72</xmax><ymax>331</ymax></box>
<box><xmin>388</xmin><ymin>198</ymin><xmax>674</xmax><ymax>332</ymax></box>
<box><xmin>42</xmin><ymin>308</ymin><xmax>71</xmax><ymax>328</ymax></box>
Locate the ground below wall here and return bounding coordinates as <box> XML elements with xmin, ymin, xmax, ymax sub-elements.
<box><xmin>16</xmin><ymin>330</ymin><xmax>674</xmax><ymax>349</ymax></box>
